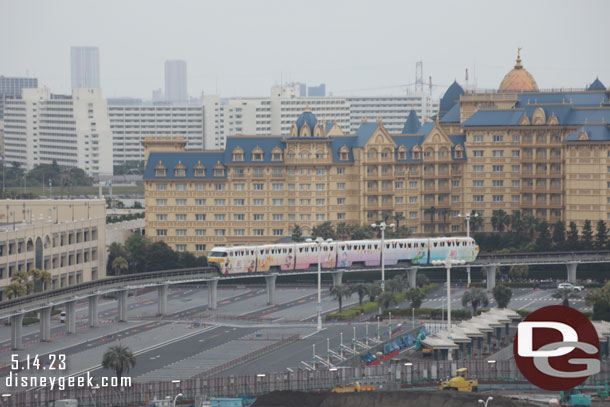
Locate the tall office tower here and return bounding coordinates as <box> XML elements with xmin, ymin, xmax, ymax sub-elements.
<box><xmin>0</xmin><ymin>76</ymin><xmax>38</xmax><ymax>119</ymax></box>
<box><xmin>308</xmin><ymin>83</ymin><xmax>326</xmax><ymax>97</ymax></box>
<box><xmin>164</xmin><ymin>60</ymin><xmax>187</xmax><ymax>104</ymax></box>
<box><xmin>71</xmin><ymin>46</ymin><xmax>101</xmax><ymax>88</ymax></box>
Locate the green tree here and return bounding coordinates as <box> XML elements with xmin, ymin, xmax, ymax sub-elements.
<box><xmin>585</xmin><ymin>282</ymin><xmax>610</xmax><ymax>307</ymax></box>
<box><xmin>367</xmin><ymin>282</ymin><xmax>382</xmax><ymax>302</ymax></box>
<box><xmin>535</xmin><ymin>220</ymin><xmax>552</xmax><ymax>251</ymax></box>
<box><xmin>551</xmin><ymin>221</ymin><xmax>566</xmax><ymax>250</ymax></box>
<box><xmin>523</xmin><ymin>215</ymin><xmax>538</xmax><ymax>241</ymax></box>
<box><xmin>552</xmin><ymin>288</ymin><xmax>579</xmax><ymax>307</ymax></box>
<box><xmin>5</xmin><ymin>283</ymin><xmax>26</xmax><ymax>299</ymax></box>
<box><xmin>581</xmin><ymin>220</ymin><xmax>593</xmax><ymax>249</ymax></box>
<box><xmin>492</xmin><ymin>284</ymin><xmax>513</xmax><ymax>308</ymax></box>
<box><xmin>437</xmin><ymin>208</ymin><xmax>450</xmax><ymax>231</ymax></box>
<box><xmin>405</xmin><ymin>288</ymin><xmax>426</xmax><ymax>308</ymax></box>
<box><xmin>29</xmin><ymin>268</ymin><xmax>51</xmax><ymax>292</ymax></box>
<box><xmin>510</xmin><ymin>210</ymin><xmax>523</xmax><ymax>235</ymax></box>
<box><xmin>469</xmin><ymin>210</ymin><xmax>483</xmax><ymax>233</ymax></box>
<box><xmin>593</xmin><ymin>301</ymin><xmax>610</xmax><ymax>321</ymax></box>
<box><xmin>112</xmin><ymin>257</ymin><xmax>129</xmax><ymax>276</ymax></box>
<box><xmin>461</xmin><ymin>288</ymin><xmax>489</xmax><ymax>316</ymax></box>
<box><xmin>595</xmin><ymin>220</ymin><xmax>608</xmax><ymax>249</ymax></box>
<box><xmin>312</xmin><ymin>221</ymin><xmax>335</xmax><ymax>240</ymax></box>
<box><xmin>508</xmin><ymin>264</ymin><xmax>529</xmax><ymax>281</ymax></box>
<box><xmin>393</xmin><ymin>212</ymin><xmax>405</xmax><ymax>229</ymax></box>
<box><xmin>330</xmin><ymin>285</ymin><xmax>351</xmax><ymax>312</ymax></box>
<box><xmin>385</xmin><ymin>277</ymin><xmax>404</xmax><ymax>294</ymax></box>
<box><xmin>11</xmin><ymin>270</ymin><xmax>33</xmax><ymax>295</ymax></box>
<box><xmin>348</xmin><ymin>284</ymin><xmax>369</xmax><ymax>306</ymax></box>
<box><xmin>291</xmin><ymin>225</ymin><xmax>304</xmax><ymax>242</ymax></box>
<box><xmin>335</xmin><ymin>223</ymin><xmax>350</xmax><ymax>241</ymax></box>
<box><xmin>416</xmin><ymin>273</ymin><xmax>430</xmax><ymax>288</ymax></box>
<box><xmin>567</xmin><ymin>222</ymin><xmax>579</xmax><ymax>250</ymax></box>
<box><xmin>146</xmin><ymin>241</ymin><xmax>179</xmax><ymax>271</ymax></box>
<box><xmin>491</xmin><ymin>210</ymin><xmax>510</xmax><ymax>233</ymax></box>
<box><xmin>381</xmin><ymin>211</ymin><xmax>393</xmax><ymax>224</ymax></box>
<box><xmin>124</xmin><ymin>234</ymin><xmax>150</xmax><ymax>273</ymax></box>
<box><xmin>424</xmin><ymin>206</ymin><xmax>437</xmax><ymax>234</ymax></box>
<box><xmin>102</xmin><ymin>344</ymin><xmax>136</xmax><ymax>380</ymax></box>
<box><xmin>377</xmin><ymin>291</ymin><xmax>398</xmax><ymax>310</ymax></box>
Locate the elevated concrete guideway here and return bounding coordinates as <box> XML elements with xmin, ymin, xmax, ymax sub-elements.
<box><xmin>1</xmin><ymin>250</ymin><xmax>609</xmax><ymax>350</ymax></box>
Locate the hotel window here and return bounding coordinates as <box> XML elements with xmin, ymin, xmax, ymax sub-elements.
<box><xmin>253</xmin><ymin>183</ymin><xmax>264</xmax><ymax>190</ymax></box>
<box><xmin>451</xmin><ymin>180</ymin><xmax>459</xmax><ymax>188</ymax></box>
<box><xmin>176</xmin><ymin>229</ymin><xmax>187</xmax><ymax>236</ymax></box>
<box><xmin>196</xmin><ymin>245</ymin><xmax>206</xmax><ymax>252</ymax></box>
<box><xmin>396</xmin><ymin>197</ymin><xmax>404</xmax><ymax>204</ymax></box>
<box><xmin>300</xmin><ymin>214</ymin><xmax>311</xmax><ymax>221</ymax></box>
<box><xmin>288</xmin><ymin>199</ymin><xmax>295</xmax><ymax>206</ymax></box>
<box><xmin>234</xmin><ymin>168</ymin><xmax>245</xmax><ymax>177</ymax></box>
<box><xmin>234</xmin><ymin>199</ymin><xmax>245</xmax><ymax>206</ymax></box>
<box><xmin>395</xmin><ymin>182</ymin><xmax>403</xmax><ymax>189</ymax></box>
<box><xmin>176</xmin><ymin>245</ymin><xmax>186</xmax><ymax>252</ymax></box>
<box><xmin>493</xmin><ymin>180</ymin><xmax>504</xmax><ymax>187</ymax></box>
<box><xmin>492</xmin><ymin>165</ymin><xmax>504</xmax><ymax>172</ymax></box>
<box><xmin>300</xmin><ymin>199</ymin><xmax>311</xmax><ymax>205</ymax></box>
<box><xmin>272</xmin><ymin>183</ymin><xmax>283</xmax><ymax>190</ymax></box>
<box><xmin>512</xmin><ymin>195</ymin><xmax>520</xmax><ymax>202</ymax></box>
<box><xmin>253</xmin><ymin>168</ymin><xmax>264</xmax><ymax>177</ymax></box>
<box><xmin>474</xmin><ymin>195</ymin><xmax>484</xmax><ymax>202</ymax></box>
<box><xmin>196</xmin><ymin>229</ymin><xmax>206</xmax><ymax>236</ymax></box>
<box><xmin>215</xmin><ymin>229</ymin><xmax>225</xmax><ymax>236</ymax></box>
<box><xmin>409</xmin><ymin>181</ymin><xmax>417</xmax><ymax>189</ymax></box>
<box><xmin>512</xmin><ymin>135</ymin><xmax>520</xmax><ymax>143</ymax></box>
<box><xmin>512</xmin><ymin>150</ymin><xmax>520</xmax><ymax>157</ymax></box>
<box><xmin>409</xmin><ymin>211</ymin><xmax>417</xmax><ymax>219</ymax></box>
<box><xmin>289</xmin><ymin>184</ymin><xmax>295</xmax><ymax>191</ymax></box>
<box><xmin>234</xmin><ymin>183</ymin><xmax>245</xmax><ymax>190</ymax></box>
<box><xmin>176</xmin><ymin>199</ymin><xmax>186</xmax><ymax>206</ymax></box>
<box><xmin>512</xmin><ymin>180</ymin><xmax>520</xmax><ymax>187</ymax></box>
<box><xmin>157</xmin><ymin>229</ymin><xmax>167</xmax><ymax>236</ymax></box>
<box><xmin>234</xmin><ymin>214</ymin><xmax>245</xmax><ymax>221</ymax></box>
<box><xmin>473</xmin><ymin>135</ymin><xmax>483</xmax><ymax>143</ymax></box>
<box><xmin>253</xmin><ymin>214</ymin><xmax>264</xmax><ymax>221</ymax></box>
<box><xmin>252</xmin><ymin>152</ymin><xmax>263</xmax><ymax>161</ymax></box>
<box><xmin>253</xmin><ymin>229</ymin><xmax>264</xmax><ymax>236</ymax></box>
<box><xmin>194</xmin><ymin>167</ymin><xmax>205</xmax><ymax>177</ymax></box>
<box><xmin>300</xmin><ymin>184</ymin><xmax>310</xmax><ymax>191</ymax></box>
<box><xmin>317</xmin><ymin>168</ymin><xmax>325</xmax><ymax>175</ymax></box>
<box><xmin>409</xmin><ymin>197</ymin><xmax>417</xmax><ymax>204</ymax></box>
<box><xmin>195</xmin><ymin>214</ymin><xmax>206</xmax><ymax>221</ymax></box>
<box><xmin>196</xmin><ymin>184</ymin><xmax>205</xmax><ymax>191</ymax></box>
<box><xmin>176</xmin><ymin>214</ymin><xmax>187</xmax><ymax>221</ymax></box>
<box><xmin>316</xmin><ymin>214</ymin><xmax>325</xmax><ymax>221</ymax></box>
<box><xmin>196</xmin><ymin>199</ymin><xmax>206</xmax><ymax>206</ymax></box>
<box><xmin>253</xmin><ymin>199</ymin><xmax>264</xmax><ymax>206</ymax></box>
<box><xmin>156</xmin><ymin>199</ymin><xmax>167</xmax><ymax>206</ymax></box>
<box><xmin>316</xmin><ymin>199</ymin><xmax>325</xmax><ymax>206</ymax></box>
<box><xmin>473</xmin><ymin>150</ymin><xmax>483</xmax><ymax>157</ymax></box>
<box><xmin>156</xmin><ymin>184</ymin><xmax>166</xmax><ymax>191</ymax></box>
<box><xmin>337</xmin><ymin>198</ymin><xmax>345</xmax><ymax>205</ymax></box>
<box><xmin>398</xmin><ymin>150</ymin><xmax>406</xmax><ymax>160</ymax></box>
<box><xmin>214</xmin><ymin>168</ymin><xmax>224</xmax><ymax>176</ymax></box>
<box><xmin>316</xmin><ymin>184</ymin><xmax>324</xmax><ymax>190</ymax></box>
<box><xmin>512</xmin><ymin>165</ymin><xmax>520</xmax><ymax>173</ymax></box>
<box><xmin>176</xmin><ymin>184</ymin><xmax>186</xmax><ymax>191</ymax></box>
<box><xmin>174</xmin><ymin>168</ymin><xmax>186</xmax><ymax>177</ymax></box>
<box><xmin>452</xmin><ymin>195</ymin><xmax>459</xmax><ymax>203</ymax></box>
<box><xmin>215</xmin><ymin>214</ymin><xmax>225</xmax><ymax>221</ymax></box>
<box><xmin>234</xmin><ymin>229</ymin><xmax>245</xmax><ymax>236</ymax></box>
<box><xmin>493</xmin><ymin>135</ymin><xmax>504</xmax><ymax>142</ymax></box>
<box><xmin>337</xmin><ymin>183</ymin><xmax>345</xmax><ymax>190</ymax></box>
<box><xmin>493</xmin><ymin>150</ymin><xmax>503</xmax><ymax>157</ymax></box>
<box><xmin>156</xmin><ymin>214</ymin><xmax>167</xmax><ymax>221</ymax></box>
<box><xmin>289</xmin><ymin>214</ymin><xmax>296</xmax><ymax>221</ymax></box>
<box><xmin>272</xmin><ymin>229</ymin><xmax>284</xmax><ymax>236</ymax></box>
<box><xmin>215</xmin><ymin>199</ymin><xmax>225</xmax><ymax>206</ymax></box>
<box><xmin>273</xmin><ymin>214</ymin><xmax>284</xmax><ymax>221</ymax></box>
<box><xmin>156</xmin><ymin>167</ymin><xmax>167</xmax><ymax>177</ymax></box>
<box><xmin>337</xmin><ymin>168</ymin><xmax>345</xmax><ymax>174</ymax></box>
<box><xmin>493</xmin><ymin>195</ymin><xmax>504</xmax><ymax>202</ymax></box>
<box><xmin>272</xmin><ymin>168</ymin><xmax>284</xmax><ymax>177</ymax></box>
<box><xmin>273</xmin><ymin>199</ymin><xmax>284</xmax><ymax>205</ymax></box>
<box><xmin>215</xmin><ymin>183</ymin><xmax>226</xmax><ymax>191</ymax></box>
<box><xmin>272</xmin><ymin>152</ymin><xmax>282</xmax><ymax>161</ymax></box>
<box><xmin>473</xmin><ymin>165</ymin><xmax>484</xmax><ymax>172</ymax></box>
<box><xmin>337</xmin><ymin>213</ymin><xmax>345</xmax><ymax>220</ymax></box>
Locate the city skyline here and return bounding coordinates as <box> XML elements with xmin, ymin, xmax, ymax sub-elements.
<box><xmin>1</xmin><ymin>0</ymin><xmax>608</xmax><ymax>99</ymax></box>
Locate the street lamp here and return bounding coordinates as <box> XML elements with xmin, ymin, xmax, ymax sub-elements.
<box><xmin>431</xmin><ymin>258</ymin><xmax>465</xmax><ymax>332</ymax></box>
<box><xmin>458</xmin><ymin>212</ymin><xmax>478</xmax><ymax>287</ymax></box>
<box><xmin>478</xmin><ymin>397</ymin><xmax>493</xmax><ymax>407</ymax></box>
<box><xmin>371</xmin><ymin>222</ymin><xmax>394</xmax><ymax>292</ymax></box>
<box><xmin>172</xmin><ymin>392</ymin><xmax>183</xmax><ymax>407</ymax></box>
<box><xmin>306</xmin><ymin>236</ymin><xmax>333</xmax><ymax>331</ymax></box>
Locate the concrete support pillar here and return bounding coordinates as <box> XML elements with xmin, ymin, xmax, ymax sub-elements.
<box><xmin>495</xmin><ymin>327</ymin><xmax>502</xmax><ymax>349</ymax></box>
<box><xmin>485</xmin><ymin>264</ymin><xmax>497</xmax><ymax>291</ymax></box>
<box><xmin>467</xmin><ymin>341</ymin><xmax>473</xmax><ymax>358</ymax></box>
<box><xmin>566</xmin><ymin>261</ymin><xmax>578</xmax><ymax>283</ymax></box>
<box><xmin>486</xmin><ymin>331</ymin><xmax>492</xmax><ymax>353</ymax></box>
<box><xmin>264</xmin><ymin>274</ymin><xmax>277</xmax><ymax>305</ymax></box>
<box><xmin>10</xmin><ymin>313</ymin><xmax>24</xmax><ymax>350</ymax></box>
<box><xmin>88</xmin><ymin>295</ymin><xmax>99</xmax><ymax>328</ymax></box>
<box><xmin>207</xmin><ymin>278</ymin><xmax>219</xmax><ymax>310</ymax></box>
<box><xmin>477</xmin><ymin>337</ymin><xmax>483</xmax><ymax>357</ymax></box>
<box><xmin>65</xmin><ymin>301</ymin><xmax>76</xmax><ymax>333</ymax></box>
<box><xmin>331</xmin><ymin>270</ymin><xmax>343</xmax><ymax>287</ymax></box>
<box><xmin>157</xmin><ymin>284</ymin><xmax>168</xmax><ymax>316</ymax></box>
<box><xmin>433</xmin><ymin>349</ymin><xmax>438</xmax><ymax>361</ymax></box>
<box><xmin>40</xmin><ymin>307</ymin><xmax>51</xmax><ymax>342</ymax></box>
<box><xmin>118</xmin><ymin>290</ymin><xmax>128</xmax><ymax>322</ymax></box>
<box><xmin>441</xmin><ymin>349</ymin><xmax>448</xmax><ymax>360</ymax></box>
<box><xmin>407</xmin><ymin>267</ymin><xmax>418</xmax><ymax>289</ymax></box>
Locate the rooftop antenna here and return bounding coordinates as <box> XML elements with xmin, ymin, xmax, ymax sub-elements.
<box><xmin>429</xmin><ymin>76</ymin><xmax>433</xmax><ymax>95</ymax></box>
<box><xmin>465</xmin><ymin>68</ymin><xmax>469</xmax><ymax>84</ymax></box>
<box><xmin>415</xmin><ymin>61</ymin><xmax>424</xmax><ymax>92</ymax></box>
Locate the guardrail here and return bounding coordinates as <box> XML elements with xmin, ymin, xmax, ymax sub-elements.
<box><xmin>477</xmin><ymin>250</ymin><xmax>610</xmax><ymax>260</ymax></box>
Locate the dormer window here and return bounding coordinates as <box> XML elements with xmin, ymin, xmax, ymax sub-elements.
<box><xmin>398</xmin><ymin>147</ymin><xmax>407</xmax><ymax>160</ymax></box>
<box><xmin>252</xmin><ymin>147</ymin><xmax>264</xmax><ymax>161</ymax></box>
<box><xmin>213</xmin><ymin>161</ymin><xmax>225</xmax><ymax>177</ymax></box>
<box><xmin>271</xmin><ymin>147</ymin><xmax>283</xmax><ymax>161</ymax></box>
<box><xmin>455</xmin><ymin>150</ymin><xmax>463</xmax><ymax>159</ymax></box>
<box><xmin>174</xmin><ymin>161</ymin><xmax>186</xmax><ymax>177</ymax></box>
<box><xmin>155</xmin><ymin>161</ymin><xmax>167</xmax><ymax>177</ymax></box>
<box><xmin>339</xmin><ymin>146</ymin><xmax>349</xmax><ymax>161</ymax></box>
<box><xmin>232</xmin><ymin>147</ymin><xmax>245</xmax><ymax>162</ymax></box>
<box><xmin>413</xmin><ymin>151</ymin><xmax>421</xmax><ymax>160</ymax></box>
<box><xmin>194</xmin><ymin>161</ymin><xmax>206</xmax><ymax>177</ymax></box>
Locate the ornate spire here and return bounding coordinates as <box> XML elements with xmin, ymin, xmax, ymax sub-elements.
<box><xmin>304</xmin><ymin>104</ymin><xmax>310</xmax><ymax>112</ymax></box>
<box><xmin>514</xmin><ymin>47</ymin><xmax>523</xmax><ymax>69</ymax></box>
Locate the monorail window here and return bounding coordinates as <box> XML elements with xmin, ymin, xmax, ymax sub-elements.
<box><xmin>209</xmin><ymin>251</ymin><xmax>227</xmax><ymax>257</ymax></box>
<box><xmin>421</xmin><ymin>242</ymin><xmax>425</xmax><ymax>247</ymax></box>
<box><xmin>299</xmin><ymin>248</ymin><xmax>303</xmax><ymax>253</ymax></box>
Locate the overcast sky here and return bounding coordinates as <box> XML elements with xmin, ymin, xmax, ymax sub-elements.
<box><xmin>1</xmin><ymin>0</ymin><xmax>609</xmax><ymax>99</ymax></box>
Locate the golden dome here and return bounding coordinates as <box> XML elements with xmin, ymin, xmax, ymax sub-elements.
<box><xmin>499</xmin><ymin>49</ymin><xmax>538</xmax><ymax>92</ymax></box>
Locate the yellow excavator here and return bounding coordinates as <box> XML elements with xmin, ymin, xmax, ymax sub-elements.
<box><xmin>439</xmin><ymin>368</ymin><xmax>478</xmax><ymax>392</ymax></box>
<box><xmin>332</xmin><ymin>381</ymin><xmax>376</xmax><ymax>393</ymax></box>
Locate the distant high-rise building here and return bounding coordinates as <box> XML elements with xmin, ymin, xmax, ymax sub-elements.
<box><xmin>152</xmin><ymin>88</ymin><xmax>164</xmax><ymax>102</ymax></box>
<box><xmin>308</xmin><ymin>83</ymin><xmax>326</xmax><ymax>97</ymax></box>
<box><xmin>164</xmin><ymin>60</ymin><xmax>187</xmax><ymax>104</ymax></box>
<box><xmin>0</xmin><ymin>76</ymin><xmax>38</xmax><ymax>119</ymax></box>
<box><xmin>71</xmin><ymin>46</ymin><xmax>100</xmax><ymax>88</ymax></box>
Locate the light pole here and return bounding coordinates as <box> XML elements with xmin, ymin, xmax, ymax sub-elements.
<box><xmin>478</xmin><ymin>396</ymin><xmax>493</xmax><ymax>406</ymax></box>
<box><xmin>371</xmin><ymin>222</ymin><xmax>394</xmax><ymax>292</ymax></box>
<box><xmin>306</xmin><ymin>236</ymin><xmax>333</xmax><ymax>331</ymax></box>
<box><xmin>458</xmin><ymin>212</ymin><xmax>478</xmax><ymax>287</ymax></box>
<box><xmin>431</xmin><ymin>258</ymin><xmax>465</xmax><ymax>332</ymax></box>
<box><xmin>172</xmin><ymin>392</ymin><xmax>183</xmax><ymax>407</ymax></box>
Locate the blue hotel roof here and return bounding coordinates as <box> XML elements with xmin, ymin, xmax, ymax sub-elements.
<box><xmin>565</xmin><ymin>125</ymin><xmax>610</xmax><ymax>142</ymax></box>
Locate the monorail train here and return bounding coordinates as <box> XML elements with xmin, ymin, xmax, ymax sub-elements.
<box><xmin>207</xmin><ymin>237</ymin><xmax>479</xmax><ymax>275</ymax></box>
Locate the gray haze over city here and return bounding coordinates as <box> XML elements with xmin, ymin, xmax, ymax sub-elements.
<box><xmin>1</xmin><ymin>0</ymin><xmax>609</xmax><ymax>99</ymax></box>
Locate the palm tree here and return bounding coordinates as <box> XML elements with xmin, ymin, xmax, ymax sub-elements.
<box><xmin>29</xmin><ymin>268</ymin><xmax>51</xmax><ymax>292</ymax></box>
<box><xmin>552</xmin><ymin>288</ymin><xmax>580</xmax><ymax>307</ymax></box>
<box><xmin>112</xmin><ymin>256</ymin><xmax>129</xmax><ymax>276</ymax></box>
<box><xmin>469</xmin><ymin>210</ymin><xmax>483</xmax><ymax>233</ymax></box>
<box><xmin>349</xmin><ymin>284</ymin><xmax>369</xmax><ymax>306</ymax></box>
<box><xmin>335</xmin><ymin>222</ymin><xmax>350</xmax><ymax>241</ymax></box>
<box><xmin>367</xmin><ymin>282</ymin><xmax>382</xmax><ymax>302</ymax></box>
<box><xmin>510</xmin><ymin>210</ymin><xmax>523</xmax><ymax>235</ymax></box>
<box><xmin>11</xmin><ymin>270</ymin><xmax>33</xmax><ymax>295</ymax></box>
<box><xmin>491</xmin><ymin>210</ymin><xmax>510</xmax><ymax>233</ymax></box>
<box><xmin>424</xmin><ymin>206</ymin><xmax>437</xmax><ymax>234</ymax></box>
<box><xmin>461</xmin><ymin>287</ymin><xmax>489</xmax><ymax>316</ymax></box>
<box><xmin>5</xmin><ymin>283</ymin><xmax>26</xmax><ymax>299</ymax></box>
<box><xmin>330</xmin><ymin>285</ymin><xmax>352</xmax><ymax>312</ymax></box>
<box><xmin>377</xmin><ymin>291</ymin><xmax>398</xmax><ymax>310</ymax></box>
<box><xmin>385</xmin><ymin>278</ymin><xmax>404</xmax><ymax>294</ymax></box>
<box><xmin>393</xmin><ymin>212</ymin><xmax>405</xmax><ymax>229</ymax></box>
<box><xmin>102</xmin><ymin>344</ymin><xmax>136</xmax><ymax>380</ymax></box>
<box><xmin>523</xmin><ymin>215</ymin><xmax>538</xmax><ymax>241</ymax></box>
<box><xmin>405</xmin><ymin>288</ymin><xmax>426</xmax><ymax>308</ymax></box>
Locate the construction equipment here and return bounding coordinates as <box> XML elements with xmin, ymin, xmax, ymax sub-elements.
<box><xmin>560</xmin><ymin>387</ymin><xmax>591</xmax><ymax>406</ymax></box>
<box><xmin>439</xmin><ymin>368</ymin><xmax>478</xmax><ymax>392</ymax></box>
<box><xmin>331</xmin><ymin>381</ymin><xmax>376</xmax><ymax>393</ymax></box>
<box><xmin>596</xmin><ymin>381</ymin><xmax>609</xmax><ymax>399</ymax></box>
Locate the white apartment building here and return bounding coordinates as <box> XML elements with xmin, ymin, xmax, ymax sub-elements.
<box><xmin>108</xmin><ymin>104</ymin><xmax>204</xmax><ymax>164</ymax></box>
<box><xmin>3</xmin><ymin>88</ymin><xmax>113</xmax><ymax>176</ymax></box>
<box><xmin>71</xmin><ymin>46</ymin><xmax>100</xmax><ymax>89</ymax></box>
<box><xmin>346</xmin><ymin>92</ymin><xmax>439</xmax><ymax>133</ymax></box>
